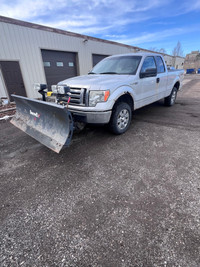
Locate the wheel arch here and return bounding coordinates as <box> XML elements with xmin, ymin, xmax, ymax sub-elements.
<box><xmin>112</xmin><ymin>92</ymin><xmax>134</xmax><ymax>111</ymax></box>
<box><xmin>173</xmin><ymin>81</ymin><xmax>180</xmax><ymax>91</ymax></box>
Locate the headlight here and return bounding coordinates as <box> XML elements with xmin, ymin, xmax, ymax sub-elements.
<box><xmin>89</xmin><ymin>90</ymin><xmax>110</xmax><ymax>107</ymax></box>
<box><xmin>51</xmin><ymin>85</ymin><xmax>57</xmax><ymax>93</ymax></box>
<box><xmin>51</xmin><ymin>85</ymin><xmax>70</xmax><ymax>95</ymax></box>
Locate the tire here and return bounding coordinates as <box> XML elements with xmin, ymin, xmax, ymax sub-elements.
<box><xmin>164</xmin><ymin>87</ymin><xmax>178</xmax><ymax>106</ymax></box>
<box><xmin>109</xmin><ymin>102</ymin><xmax>132</xmax><ymax>134</ymax></box>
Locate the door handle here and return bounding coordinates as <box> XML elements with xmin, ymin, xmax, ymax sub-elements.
<box><xmin>156</xmin><ymin>78</ymin><xmax>160</xmax><ymax>83</ymax></box>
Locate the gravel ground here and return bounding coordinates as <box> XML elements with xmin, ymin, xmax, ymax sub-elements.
<box><xmin>0</xmin><ymin>75</ymin><xmax>200</xmax><ymax>266</ymax></box>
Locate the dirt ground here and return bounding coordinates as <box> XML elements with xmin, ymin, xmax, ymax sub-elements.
<box><xmin>0</xmin><ymin>75</ymin><xmax>200</xmax><ymax>266</ymax></box>
<box><xmin>0</xmin><ymin>103</ymin><xmax>16</xmax><ymax>119</ymax></box>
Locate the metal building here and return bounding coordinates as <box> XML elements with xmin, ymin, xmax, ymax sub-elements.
<box><xmin>0</xmin><ymin>16</ymin><xmax>185</xmax><ymax>101</ymax></box>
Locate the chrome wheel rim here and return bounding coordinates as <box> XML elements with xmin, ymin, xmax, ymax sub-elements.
<box><xmin>117</xmin><ymin>109</ymin><xmax>129</xmax><ymax>130</ymax></box>
<box><xmin>171</xmin><ymin>90</ymin><xmax>177</xmax><ymax>104</ymax></box>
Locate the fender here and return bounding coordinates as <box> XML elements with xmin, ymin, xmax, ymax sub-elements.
<box><xmin>166</xmin><ymin>76</ymin><xmax>181</xmax><ymax>97</ymax></box>
<box><xmin>172</xmin><ymin>78</ymin><xmax>180</xmax><ymax>89</ymax></box>
<box><xmin>108</xmin><ymin>85</ymin><xmax>136</xmax><ymax>110</ymax></box>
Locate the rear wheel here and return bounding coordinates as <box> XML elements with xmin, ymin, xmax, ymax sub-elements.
<box><xmin>164</xmin><ymin>87</ymin><xmax>177</xmax><ymax>106</ymax></box>
<box><xmin>109</xmin><ymin>102</ymin><xmax>132</xmax><ymax>134</ymax></box>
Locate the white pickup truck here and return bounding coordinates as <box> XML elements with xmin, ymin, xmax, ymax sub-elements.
<box><xmin>55</xmin><ymin>52</ymin><xmax>184</xmax><ymax>134</ymax></box>
<box><xmin>11</xmin><ymin>52</ymin><xmax>184</xmax><ymax>153</ymax></box>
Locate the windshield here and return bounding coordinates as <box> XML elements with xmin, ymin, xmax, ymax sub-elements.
<box><xmin>91</xmin><ymin>56</ymin><xmax>142</xmax><ymax>75</ymax></box>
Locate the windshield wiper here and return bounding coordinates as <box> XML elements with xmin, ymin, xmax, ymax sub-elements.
<box><xmin>88</xmin><ymin>71</ymin><xmax>96</xmax><ymax>74</ymax></box>
<box><xmin>99</xmin><ymin>72</ymin><xmax>117</xmax><ymax>74</ymax></box>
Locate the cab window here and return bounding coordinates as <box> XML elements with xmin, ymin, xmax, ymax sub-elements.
<box><xmin>155</xmin><ymin>56</ymin><xmax>165</xmax><ymax>73</ymax></box>
<box><xmin>140</xmin><ymin>57</ymin><xmax>156</xmax><ymax>73</ymax></box>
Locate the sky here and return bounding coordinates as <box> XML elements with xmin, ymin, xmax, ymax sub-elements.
<box><xmin>0</xmin><ymin>0</ymin><xmax>200</xmax><ymax>56</ymax></box>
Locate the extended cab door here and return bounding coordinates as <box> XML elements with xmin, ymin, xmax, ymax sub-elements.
<box><xmin>154</xmin><ymin>56</ymin><xmax>168</xmax><ymax>99</ymax></box>
<box><xmin>138</xmin><ymin>56</ymin><xmax>158</xmax><ymax>107</ymax></box>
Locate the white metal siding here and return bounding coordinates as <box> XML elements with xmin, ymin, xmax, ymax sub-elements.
<box><xmin>174</xmin><ymin>57</ymin><xmax>184</xmax><ymax>69</ymax></box>
<box><xmin>0</xmin><ymin>69</ymin><xmax>7</xmax><ymax>98</ymax></box>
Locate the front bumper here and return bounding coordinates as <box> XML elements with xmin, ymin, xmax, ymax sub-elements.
<box><xmin>69</xmin><ymin>109</ymin><xmax>112</xmax><ymax>124</ymax></box>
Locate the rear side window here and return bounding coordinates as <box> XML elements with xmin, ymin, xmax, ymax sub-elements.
<box><xmin>141</xmin><ymin>57</ymin><xmax>156</xmax><ymax>73</ymax></box>
<box><xmin>155</xmin><ymin>56</ymin><xmax>165</xmax><ymax>73</ymax></box>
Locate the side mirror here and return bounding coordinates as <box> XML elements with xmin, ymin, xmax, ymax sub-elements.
<box><xmin>140</xmin><ymin>68</ymin><xmax>157</xmax><ymax>78</ymax></box>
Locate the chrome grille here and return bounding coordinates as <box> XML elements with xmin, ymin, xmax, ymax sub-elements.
<box><xmin>69</xmin><ymin>87</ymin><xmax>87</xmax><ymax>106</ymax></box>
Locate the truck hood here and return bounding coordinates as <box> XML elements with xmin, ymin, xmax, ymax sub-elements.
<box><xmin>59</xmin><ymin>74</ymin><xmax>136</xmax><ymax>90</ymax></box>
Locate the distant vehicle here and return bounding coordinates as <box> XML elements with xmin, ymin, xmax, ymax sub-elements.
<box><xmin>186</xmin><ymin>68</ymin><xmax>196</xmax><ymax>74</ymax></box>
<box><xmin>11</xmin><ymin>53</ymin><xmax>184</xmax><ymax>153</ymax></box>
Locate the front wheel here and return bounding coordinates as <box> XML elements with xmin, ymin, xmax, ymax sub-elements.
<box><xmin>164</xmin><ymin>87</ymin><xmax>178</xmax><ymax>106</ymax></box>
<box><xmin>109</xmin><ymin>102</ymin><xmax>132</xmax><ymax>134</ymax></box>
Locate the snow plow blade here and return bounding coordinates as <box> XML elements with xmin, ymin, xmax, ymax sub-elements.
<box><xmin>10</xmin><ymin>95</ymin><xmax>73</xmax><ymax>153</ymax></box>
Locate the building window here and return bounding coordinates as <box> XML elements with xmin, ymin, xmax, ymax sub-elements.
<box><xmin>56</xmin><ymin>62</ymin><xmax>64</xmax><ymax>67</ymax></box>
<box><xmin>43</xmin><ymin>62</ymin><xmax>50</xmax><ymax>67</ymax></box>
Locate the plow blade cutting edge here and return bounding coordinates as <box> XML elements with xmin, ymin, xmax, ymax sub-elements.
<box><xmin>10</xmin><ymin>95</ymin><xmax>73</xmax><ymax>153</ymax></box>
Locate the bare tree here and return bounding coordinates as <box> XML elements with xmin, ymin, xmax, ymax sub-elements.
<box><xmin>149</xmin><ymin>47</ymin><xmax>157</xmax><ymax>51</ymax></box>
<box><xmin>171</xmin><ymin>41</ymin><xmax>184</xmax><ymax>57</ymax></box>
<box><xmin>158</xmin><ymin>48</ymin><xmax>167</xmax><ymax>54</ymax></box>
<box><xmin>149</xmin><ymin>47</ymin><xmax>166</xmax><ymax>54</ymax></box>
<box><xmin>171</xmin><ymin>41</ymin><xmax>184</xmax><ymax>67</ymax></box>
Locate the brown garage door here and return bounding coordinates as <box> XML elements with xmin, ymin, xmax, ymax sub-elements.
<box><xmin>0</xmin><ymin>61</ymin><xmax>26</xmax><ymax>102</ymax></box>
<box><xmin>41</xmin><ymin>50</ymin><xmax>78</xmax><ymax>88</ymax></box>
<box><xmin>92</xmin><ymin>54</ymin><xmax>109</xmax><ymax>67</ymax></box>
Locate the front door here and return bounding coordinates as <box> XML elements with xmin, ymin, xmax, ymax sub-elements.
<box><xmin>154</xmin><ymin>56</ymin><xmax>168</xmax><ymax>99</ymax></box>
<box><xmin>138</xmin><ymin>56</ymin><xmax>158</xmax><ymax>107</ymax></box>
<box><xmin>0</xmin><ymin>61</ymin><xmax>26</xmax><ymax>102</ymax></box>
